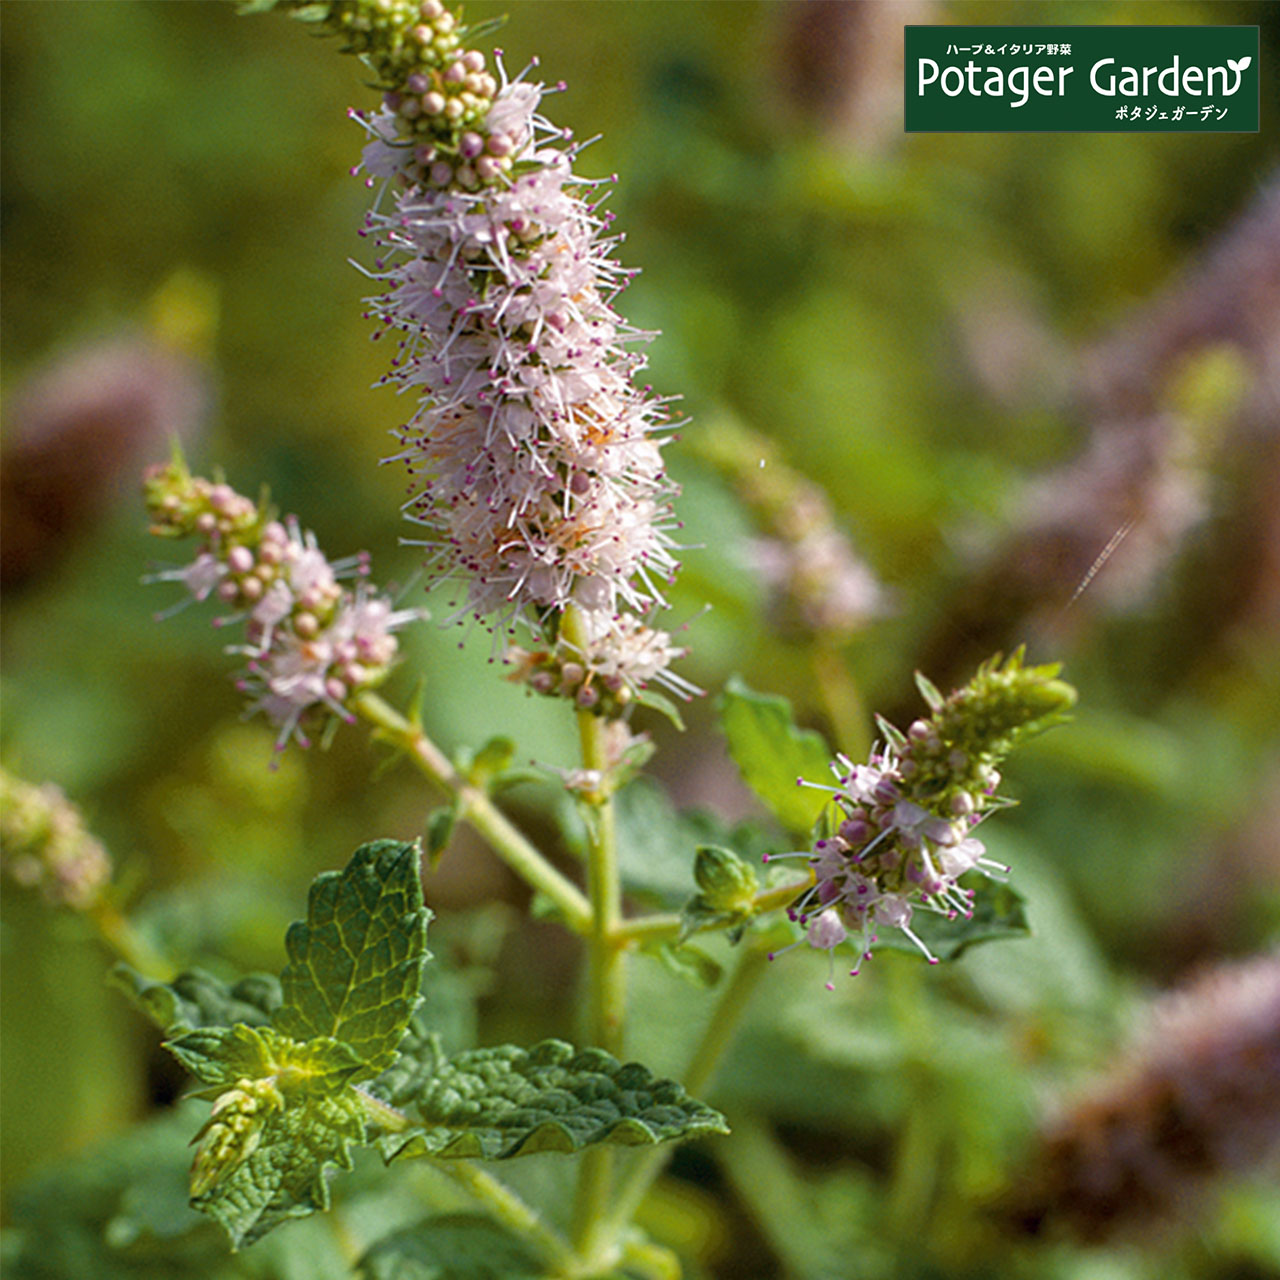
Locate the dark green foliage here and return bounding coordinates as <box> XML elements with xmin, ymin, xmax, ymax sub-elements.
<box><xmin>374</xmin><ymin>1039</ymin><xmax>729</xmax><ymax>1162</ymax></box>
<box><xmin>111</xmin><ymin>967</ymin><xmax>283</xmax><ymax>1035</ymax></box>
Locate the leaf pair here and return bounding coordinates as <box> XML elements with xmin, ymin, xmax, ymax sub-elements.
<box><xmin>116</xmin><ymin>840</ymin><xmax>728</xmax><ymax>1251</ymax></box>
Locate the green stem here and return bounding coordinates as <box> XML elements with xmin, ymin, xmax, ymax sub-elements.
<box><xmin>560</xmin><ymin>605</ymin><xmax>627</xmax><ymax>1268</ymax></box>
<box><xmin>572</xmin><ymin>711</ymin><xmax>624</xmax><ymax>1056</ymax></box>
<box><xmin>351</xmin><ymin>691</ymin><xmax>592</xmax><ymax>934</ymax></box>
<box><xmin>441</xmin><ymin>1160</ymin><xmax>578</xmax><ymax>1272</ymax></box>
<box><xmin>811</xmin><ymin>635</ymin><xmax>870</xmax><ymax>759</ymax></box>
<box><xmin>88</xmin><ymin>896</ymin><xmax>175</xmax><ymax>980</ymax></box>
<box><xmin>356</xmin><ymin>1089</ymin><xmax>576</xmax><ymax>1271</ymax></box>
<box><xmin>598</xmin><ymin>944</ymin><xmax>769</xmax><ymax>1245</ymax></box>
<box><xmin>611</xmin><ymin>876</ymin><xmax>813</xmax><ymax>948</ymax></box>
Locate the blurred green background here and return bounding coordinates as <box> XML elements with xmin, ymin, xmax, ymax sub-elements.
<box><xmin>3</xmin><ymin>2</ymin><xmax>1279</xmax><ymax>1277</ymax></box>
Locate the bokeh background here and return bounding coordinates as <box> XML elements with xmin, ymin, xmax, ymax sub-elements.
<box><xmin>3</xmin><ymin>2</ymin><xmax>1278</xmax><ymax>1277</ymax></box>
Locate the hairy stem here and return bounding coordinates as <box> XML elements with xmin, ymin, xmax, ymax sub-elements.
<box><xmin>351</xmin><ymin>691</ymin><xmax>592</xmax><ymax>934</ymax></box>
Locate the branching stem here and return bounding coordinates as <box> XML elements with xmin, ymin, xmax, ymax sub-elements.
<box><xmin>351</xmin><ymin>691</ymin><xmax>592</xmax><ymax>934</ymax></box>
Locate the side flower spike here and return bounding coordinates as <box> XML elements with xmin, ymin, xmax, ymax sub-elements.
<box><xmin>143</xmin><ymin>457</ymin><xmax>423</xmax><ymax>754</ymax></box>
<box><xmin>763</xmin><ymin>652</ymin><xmax>1076</xmax><ymax>982</ymax></box>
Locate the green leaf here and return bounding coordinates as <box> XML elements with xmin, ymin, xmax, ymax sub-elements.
<box><xmin>460</xmin><ymin>736</ymin><xmax>516</xmax><ymax>789</ymax></box>
<box><xmin>275</xmin><ymin>840</ymin><xmax>430</xmax><ymax>1077</ymax></box>
<box><xmin>167</xmin><ymin>1024</ymin><xmax>364</xmax><ymax>1096</ymax></box>
<box><xmin>111</xmin><ymin>964</ymin><xmax>282</xmax><ymax>1035</ymax></box>
<box><xmin>160</xmin><ymin>1025</ymin><xmax>368</xmax><ymax>1248</ymax></box>
<box><xmin>424</xmin><ymin>803</ymin><xmax>460</xmax><ymax>869</ymax></box>
<box><xmin>633</xmin><ymin>688</ymin><xmax>686</xmax><ymax>731</ymax></box>
<box><xmin>376</xmin><ymin>1039</ymin><xmax>728</xmax><ymax>1162</ymax></box>
<box><xmin>357</xmin><ymin>1214</ymin><xmax>544</xmax><ymax>1280</ymax></box>
<box><xmin>872</xmin><ymin>877</ymin><xmax>1030</xmax><ymax>962</ymax></box>
<box><xmin>649</xmin><ymin>941</ymin><xmax>723</xmax><ymax>988</ymax></box>
<box><xmin>914</xmin><ymin>670</ymin><xmax>944</xmax><ymax>711</ymax></box>
<box><xmin>192</xmin><ymin>1086</ymin><xmax>367</xmax><ymax>1249</ymax></box>
<box><xmin>609</xmin><ymin>778</ymin><xmax>703</xmax><ymax>906</ymax></box>
<box><xmin>717</xmin><ymin>677</ymin><xmax>832</xmax><ymax>836</ymax></box>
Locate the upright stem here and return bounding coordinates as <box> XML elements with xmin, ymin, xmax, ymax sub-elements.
<box><xmin>88</xmin><ymin>896</ymin><xmax>175</xmax><ymax>980</ymax></box>
<box><xmin>351</xmin><ymin>691</ymin><xmax>592</xmax><ymax>934</ymax></box>
<box><xmin>599</xmin><ymin>944</ymin><xmax>769</xmax><ymax>1245</ymax></box>
<box><xmin>561</xmin><ymin>606</ymin><xmax>627</xmax><ymax>1266</ymax></box>
<box><xmin>442</xmin><ymin>1161</ymin><xmax>578</xmax><ymax>1273</ymax></box>
<box><xmin>811</xmin><ymin>636</ymin><xmax>870</xmax><ymax>760</ymax></box>
<box><xmin>574</xmin><ymin>708</ymin><xmax>625</xmax><ymax>1056</ymax></box>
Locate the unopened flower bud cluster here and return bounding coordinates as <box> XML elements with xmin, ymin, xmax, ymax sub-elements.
<box><xmin>0</xmin><ymin>767</ymin><xmax>111</xmax><ymax>910</ymax></box>
<box><xmin>144</xmin><ymin>461</ymin><xmax>421</xmax><ymax>752</ymax></box>
<box><xmin>768</xmin><ymin>654</ymin><xmax>1075</xmax><ymax>983</ymax></box>
<box><xmin>191</xmin><ymin>1076</ymin><xmax>285</xmax><ymax>1197</ymax></box>
<box><xmin>296</xmin><ymin>0</ymin><xmax>503</xmax><ymax>190</ymax></box>
<box><xmin>506</xmin><ymin>612</ymin><xmax>696</xmax><ymax>719</ymax></box>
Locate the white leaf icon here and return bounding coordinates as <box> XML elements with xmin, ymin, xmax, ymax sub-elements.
<box><xmin>1228</xmin><ymin>56</ymin><xmax>1252</xmax><ymax>73</ymax></box>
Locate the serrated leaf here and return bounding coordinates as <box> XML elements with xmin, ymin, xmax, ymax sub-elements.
<box><xmin>194</xmin><ymin>1087</ymin><xmax>367</xmax><ymax>1249</ymax></box>
<box><xmin>357</xmin><ymin>1214</ymin><xmax>544</xmax><ymax>1280</ymax></box>
<box><xmin>718</xmin><ymin>677</ymin><xmax>832</xmax><ymax>835</ymax></box>
<box><xmin>376</xmin><ymin>1039</ymin><xmax>728</xmax><ymax>1162</ymax></box>
<box><xmin>111</xmin><ymin>964</ymin><xmax>282</xmax><ymax>1034</ymax></box>
<box><xmin>873</xmin><ymin>877</ymin><xmax>1030</xmax><ymax>962</ymax></box>
<box><xmin>275</xmin><ymin>840</ymin><xmax>430</xmax><ymax>1077</ymax></box>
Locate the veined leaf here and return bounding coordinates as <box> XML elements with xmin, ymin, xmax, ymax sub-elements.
<box><xmin>161</xmin><ymin>1024</ymin><xmax>367</xmax><ymax>1248</ymax></box>
<box><xmin>167</xmin><ymin>1024</ymin><xmax>364</xmax><ymax>1096</ymax></box>
<box><xmin>111</xmin><ymin>964</ymin><xmax>281</xmax><ymax>1035</ymax></box>
<box><xmin>718</xmin><ymin>678</ymin><xmax>832</xmax><ymax>836</ymax></box>
<box><xmin>275</xmin><ymin>840</ymin><xmax>430</xmax><ymax>1077</ymax></box>
<box><xmin>376</xmin><ymin>1039</ymin><xmax>728</xmax><ymax>1162</ymax></box>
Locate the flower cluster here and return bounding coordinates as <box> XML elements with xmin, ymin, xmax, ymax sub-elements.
<box><xmin>505</xmin><ymin>611</ymin><xmax>697</xmax><ymax>719</ymax></box>
<box><xmin>1009</xmin><ymin>952</ymin><xmax>1280</xmax><ymax>1241</ymax></box>
<box><xmin>766</xmin><ymin>653</ymin><xmax>1075</xmax><ymax>983</ymax></box>
<box><xmin>692</xmin><ymin>415</ymin><xmax>884</xmax><ymax>639</ymax></box>
<box><xmin>278</xmin><ymin>0</ymin><xmax>685</xmax><ymax>701</ymax></box>
<box><xmin>0</xmin><ymin>767</ymin><xmax>111</xmax><ymax>910</ymax></box>
<box><xmin>144</xmin><ymin>459</ymin><xmax>422</xmax><ymax>753</ymax></box>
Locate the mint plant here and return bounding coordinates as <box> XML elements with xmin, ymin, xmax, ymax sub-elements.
<box><xmin>0</xmin><ymin>3</ymin><xmax>1094</xmax><ymax>1278</ymax></box>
